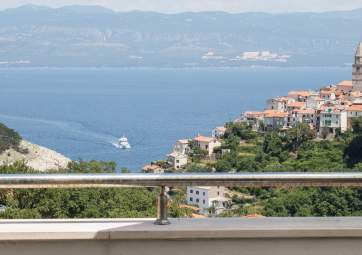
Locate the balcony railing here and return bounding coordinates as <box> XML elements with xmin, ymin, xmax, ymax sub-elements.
<box><xmin>1</xmin><ymin>173</ymin><xmax>362</xmax><ymax>225</ymax></box>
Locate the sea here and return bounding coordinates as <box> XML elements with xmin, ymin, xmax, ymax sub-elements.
<box><xmin>0</xmin><ymin>67</ymin><xmax>351</xmax><ymax>172</ymax></box>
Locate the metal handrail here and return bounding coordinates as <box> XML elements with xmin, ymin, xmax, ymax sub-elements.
<box><xmin>2</xmin><ymin>173</ymin><xmax>362</xmax><ymax>188</ymax></box>
<box><xmin>1</xmin><ymin>172</ymin><xmax>362</xmax><ymax>225</ymax></box>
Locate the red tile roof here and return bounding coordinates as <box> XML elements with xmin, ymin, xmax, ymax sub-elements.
<box><xmin>215</xmin><ymin>126</ymin><xmax>227</xmax><ymax>132</ymax></box>
<box><xmin>288</xmin><ymin>91</ymin><xmax>311</xmax><ymax>97</ymax></box>
<box><xmin>263</xmin><ymin>110</ymin><xmax>288</xmax><ymax>118</ymax></box>
<box><xmin>245</xmin><ymin>111</ymin><xmax>264</xmax><ymax>118</ymax></box>
<box><xmin>178</xmin><ymin>139</ymin><xmax>190</xmax><ymax>144</ymax></box>
<box><xmin>194</xmin><ymin>135</ymin><xmax>215</xmax><ymax>143</ymax></box>
<box><xmin>338</xmin><ymin>80</ymin><xmax>353</xmax><ymax>87</ymax></box>
<box><xmin>142</xmin><ymin>164</ymin><xmax>162</xmax><ymax>171</ymax></box>
<box><xmin>287</xmin><ymin>101</ymin><xmax>305</xmax><ymax>108</ymax></box>
<box><xmin>293</xmin><ymin>109</ymin><xmax>315</xmax><ymax>114</ymax></box>
<box><xmin>347</xmin><ymin>104</ymin><xmax>362</xmax><ymax>112</ymax></box>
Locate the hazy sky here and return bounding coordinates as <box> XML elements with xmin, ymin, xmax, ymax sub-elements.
<box><xmin>1</xmin><ymin>0</ymin><xmax>362</xmax><ymax>13</ymax></box>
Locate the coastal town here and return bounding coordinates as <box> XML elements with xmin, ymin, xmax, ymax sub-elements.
<box><xmin>142</xmin><ymin>42</ymin><xmax>362</xmax><ymax>216</ymax></box>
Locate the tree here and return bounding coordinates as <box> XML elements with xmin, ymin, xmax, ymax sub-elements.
<box><xmin>262</xmin><ymin>132</ymin><xmax>284</xmax><ymax>159</ymax></box>
<box><xmin>344</xmin><ymin>135</ymin><xmax>362</xmax><ymax>167</ymax></box>
<box><xmin>285</xmin><ymin>123</ymin><xmax>315</xmax><ymax>152</ymax></box>
<box><xmin>66</xmin><ymin>160</ymin><xmax>116</xmax><ymax>173</ymax></box>
<box><xmin>0</xmin><ymin>123</ymin><xmax>23</xmax><ymax>154</ymax></box>
<box><xmin>0</xmin><ymin>161</ymin><xmax>158</xmax><ymax>219</ymax></box>
<box><xmin>187</xmin><ymin>140</ymin><xmax>208</xmax><ymax>162</ymax></box>
<box><xmin>223</xmin><ymin>134</ymin><xmax>240</xmax><ymax>151</ymax></box>
<box><xmin>224</xmin><ymin>122</ymin><xmax>257</xmax><ymax>141</ymax></box>
<box><xmin>352</xmin><ymin>117</ymin><xmax>362</xmax><ymax>135</ymax></box>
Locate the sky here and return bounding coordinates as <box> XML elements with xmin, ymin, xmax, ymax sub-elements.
<box><xmin>1</xmin><ymin>0</ymin><xmax>362</xmax><ymax>13</ymax></box>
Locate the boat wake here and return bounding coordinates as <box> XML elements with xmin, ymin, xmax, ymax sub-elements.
<box><xmin>112</xmin><ymin>142</ymin><xmax>131</xmax><ymax>149</ymax></box>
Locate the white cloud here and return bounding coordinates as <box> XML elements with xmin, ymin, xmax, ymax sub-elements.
<box><xmin>1</xmin><ymin>0</ymin><xmax>362</xmax><ymax>13</ymax></box>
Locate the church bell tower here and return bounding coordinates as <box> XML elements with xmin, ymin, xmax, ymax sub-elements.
<box><xmin>353</xmin><ymin>42</ymin><xmax>362</xmax><ymax>91</ymax></box>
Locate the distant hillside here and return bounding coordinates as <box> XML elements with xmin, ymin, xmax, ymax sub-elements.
<box><xmin>0</xmin><ymin>122</ymin><xmax>70</xmax><ymax>171</ymax></box>
<box><xmin>0</xmin><ymin>5</ymin><xmax>361</xmax><ymax>67</ymax></box>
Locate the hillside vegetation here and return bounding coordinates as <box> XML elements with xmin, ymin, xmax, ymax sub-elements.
<box><xmin>0</xmin><ymin>123</ymin><xmax>22</xmax><ymax>154</ymax></box>
<box><xmin>204</xmin><ymin>117</ymin><xmax>362</xmax><ymax>217</ymax></box>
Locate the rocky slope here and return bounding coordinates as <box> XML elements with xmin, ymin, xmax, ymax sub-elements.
<box><xmin>0</xmin><ymin>140</ymin><xmax>71</xmax><ymax>171</ymax></box>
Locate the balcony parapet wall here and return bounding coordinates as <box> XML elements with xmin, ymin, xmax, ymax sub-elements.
<box><xmin>1</xmin><ymin>218</ymin><xmax>362</xmax><ymax>255</ymax></box>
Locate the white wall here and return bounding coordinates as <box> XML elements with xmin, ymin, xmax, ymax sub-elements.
<box><xmin>186</xmin><ymin>186</ymin><xmax>225</xmax><ymax>214</ymax></box>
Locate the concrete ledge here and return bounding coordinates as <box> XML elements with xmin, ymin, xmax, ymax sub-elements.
<box><xmin>1</xmin><ymin>217</ymin><xmax>362</xmax><ymax>241</ymax></box>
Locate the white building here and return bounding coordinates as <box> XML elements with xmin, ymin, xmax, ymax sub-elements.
<box><xmin>288</xmin><ymin>91</ymin><xmax>311</xmax><ymax>102</ymax></box>
<box><xmin>319</xmin><ymin>108</ymin><xmax>347</xmax><ymax>137</ymax></box>
<box><xmin>347</xmin><ymin>103</ymin><xmax>362</xmax><ymax>129</ymax></box>
<box><xmin>320</xmin><ymin>88</ymin><xmax>336</xmax><ymax>101</ymax></box>
<box><xmin>212</xmin><ymin>127</ymin><xmax>227</xmax><ymax>138</ymax></box>
<box><xmin>306</xmin><ymin>96</ymin><xmax>324</xmax><ymax>110</ymax></box>
<box><xmin>266</xmin><ymin>97</ymin><xmax>290</xmax><ymax>112</ymax></box>
<box><xmin>202</xmin><ymin>51</ymin><xmax>224</xmax><ymax>60</ymax></box>
<box><xmin>167</xmin><ymin>152</ymin><xmax>188</xmax><ymax>170</ymax></box>
<box><xmin>193</xmin><ymin>135</ymin><xmax>221</xmax><ymax>156</ymax></box>
<box><xmin>241</xmin><ymin>51</ymin><xmax>260</xmax><ymax>60</ymax></box>
<box><xmin>289</xmin><ymin>109</ymin><xmax>317</xmax><ymax>128</ymax></box>
<box><xmin>263</xmin><ymin>111</ymin><xmax>288</xmax><ymax>129</ymax></box>
<box><xmin>347</xmin><ymin>104</ymin><xmax>362</xmax><ymax>118</ymax></box>
<box><xmin>173</xmin><ymin>139</ymin><xmax>190</xmax><ymax>155</ymax></box>
<box><xmin>186</xmin><ymin>186</ymin><xmax>229</xmax><ymax>215</ymax></box>
<box><xmin>241</xmin><ymin>111</ymin><xmax>264</xmax><ymax>131</ymax></box>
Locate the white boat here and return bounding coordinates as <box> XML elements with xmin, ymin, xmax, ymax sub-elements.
<box><xmin>118</xmin><ymin>136</ymin><xmax>131</xmax><ymax>149</ymax></box>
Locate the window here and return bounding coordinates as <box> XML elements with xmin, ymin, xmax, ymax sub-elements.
<box><xmin>203</xmin><ymin>200</ymin><xmax>206</xmax><ymax>204</ymax></box>
<box><xmin>196</xmin><ymin>198</ymin><xmax>199</xmax><ymax>203</ymax></box>
<box><xmin>176</xmin><ymin>160</ymin><xmax>179</xmax><ymax>163</ymax></box>
<box><xmin>190</xmin><ymin>189</ymin><xmax>193</xmax><ymax>193</ymax></box>
<box><xmin>190</xmin><ymin>197</ymin><xmax>193</xmax><ymax>202</ymax></box>
<box><xmin>217</xmin><ymin>192</ymin><xmax>220</xmax><ymax>196</ymax></box>
<box><xmin>196</xmin><ymin>191</ymin><xmax>199</xmax><ymax>195</ymax></box>
<box><xmin>203</xmin><ymin>192</ymin><xmax>206</xmax><ymax>196</ymax></box>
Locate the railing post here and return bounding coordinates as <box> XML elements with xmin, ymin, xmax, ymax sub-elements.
<box><xmin>154</xmin><ymin>186</ymin><xmax>170</xmax><ymax>225</ymax></box>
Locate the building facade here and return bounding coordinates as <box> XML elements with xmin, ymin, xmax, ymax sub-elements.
<box><xmin>193</xmin><ymin>135</ymin><xmax>221</xmax><ymax>156</ymax></box>
<box><xmin>212</xmin><ymin>127</ymin><xmax>227</xmax><ymax>138</ymax></box>
<box><xmin>173</xmin><ymin>139</ymin><xmax>190</xmax><ymax>155</ymax></box>
<box><xmin>186</xmin><ymin>186</ymin><xmax>229</xmax><ymax>215</ymax></box>
<box><xmin>167</xmin><ymin>152</ymin><xmax>188</xmax><ymax>170</ymax></box>
<box><xmin>319</xmin><ymin>108</ymin><xmax>347</xmax><ymax>137</ymax></box>
<box><xmin>353</xmin><ymin>42</ymin><xmax>362</xmax><ymax>91</ymax></box>
<box><xmin>347</xmin><ymin>103</ymin><xmax>362</xmax><ymax>129</ymax></box>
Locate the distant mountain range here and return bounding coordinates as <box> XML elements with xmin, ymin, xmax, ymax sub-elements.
<box><xmin>0</xmin><ymin>5</ymin><xmax>361</xmax><ymax>68</ymax></box>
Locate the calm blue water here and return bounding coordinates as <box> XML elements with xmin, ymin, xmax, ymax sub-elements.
<box><xmin>0</xmin><ymin>67</ymin><xmax>350</xmax><ymax>171</ymax></box>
